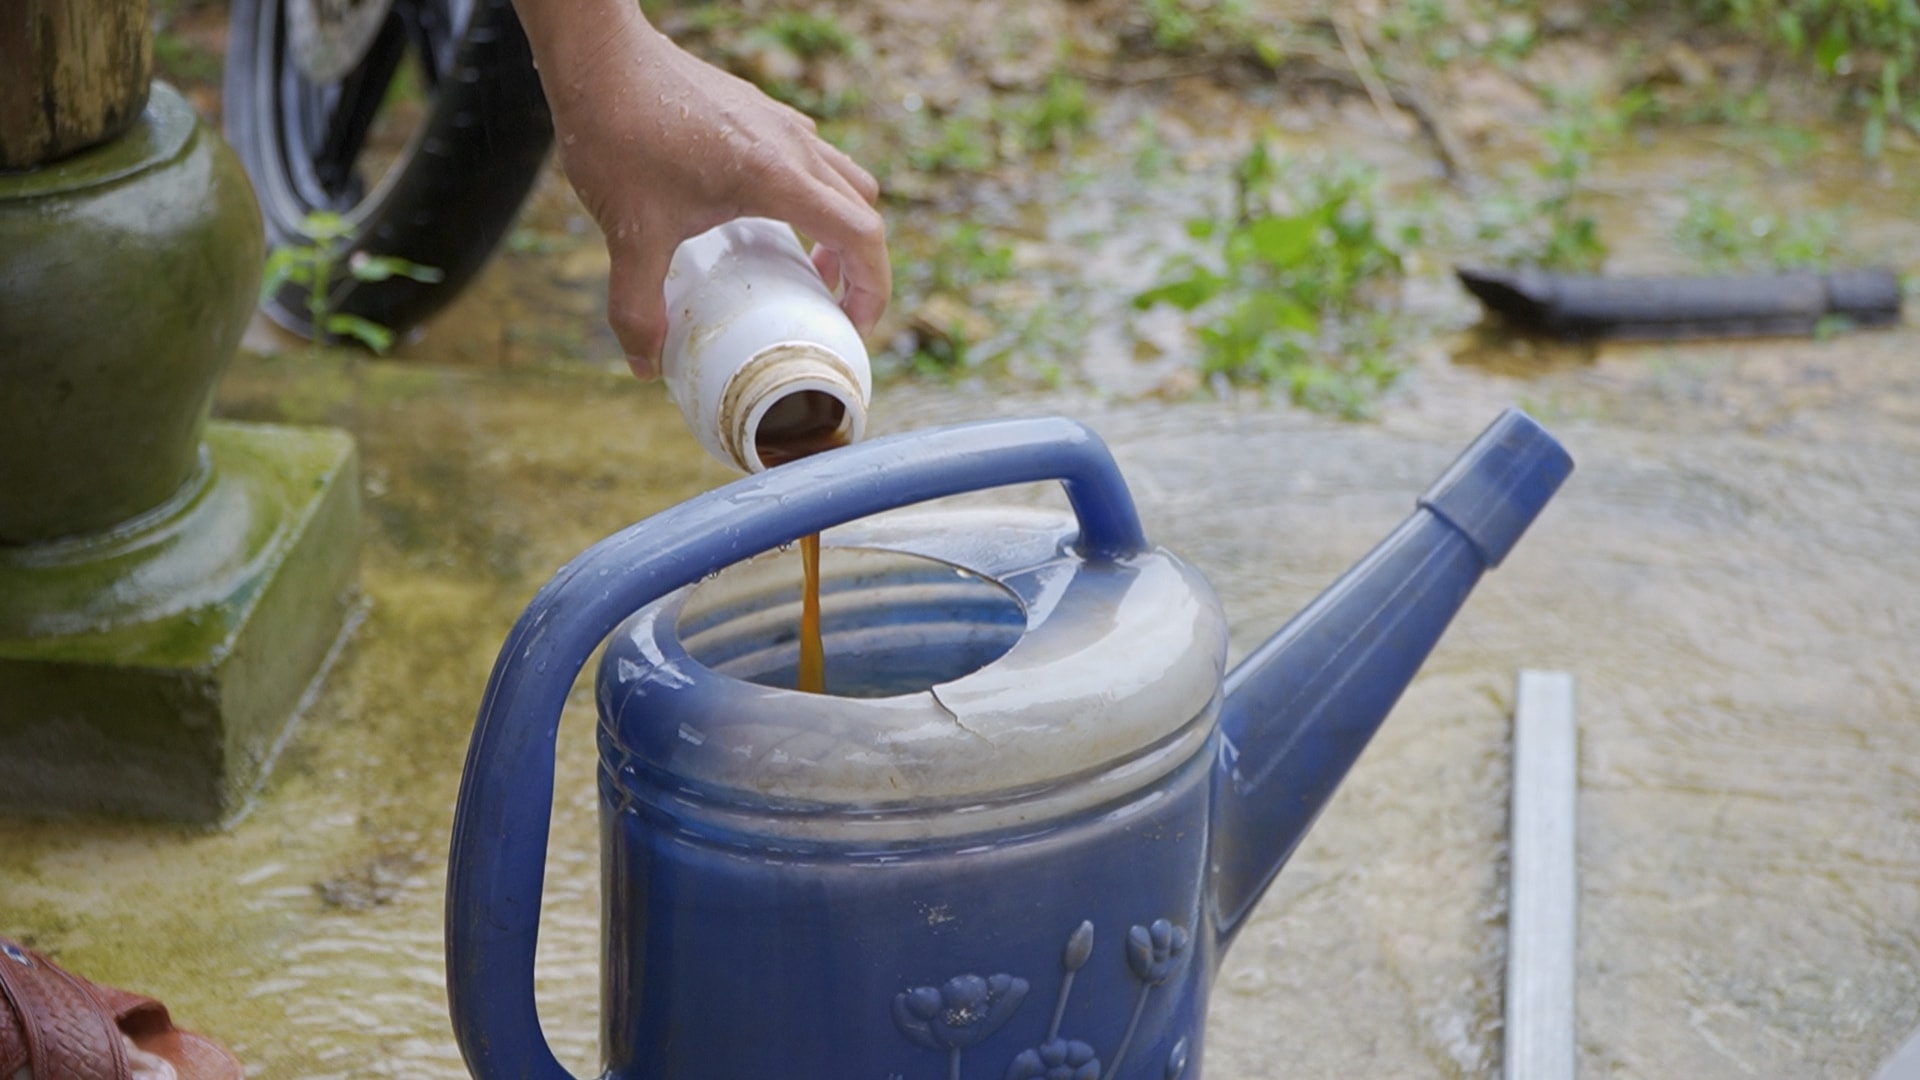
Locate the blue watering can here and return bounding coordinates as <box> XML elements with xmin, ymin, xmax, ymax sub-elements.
<box><xmin>446</xmin><ymin>410</ymin><xmax>1572</xmax><ymax>1080</ymax></box>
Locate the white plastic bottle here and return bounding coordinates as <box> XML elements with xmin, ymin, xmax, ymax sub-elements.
<box><xmin>659</xmin><ymin>218</ymin><xmax>872</xmax><ymax>473</ymax></box>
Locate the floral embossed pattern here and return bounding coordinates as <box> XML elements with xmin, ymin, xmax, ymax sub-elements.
<box><xmin>894</xmin><ymin>974</ymin><xmax>1031</xmax><ymax>1055</ymax></box>
<box><xmin>890</xmin><ymin>919</ymin><xmax>1194</xmax><ymax>1080</ymax></box>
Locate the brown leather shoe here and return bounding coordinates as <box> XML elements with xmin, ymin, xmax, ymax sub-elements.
<box><xmin>0</xmin><ymin>937</ymin><xmax>244</xmax><ymax>1080</ymax></box>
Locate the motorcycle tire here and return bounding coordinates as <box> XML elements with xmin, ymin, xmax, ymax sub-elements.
<box><xmin>224</xmin><ymin>0</ymin><xmax>554</xmax><ymax>341</ymax></box>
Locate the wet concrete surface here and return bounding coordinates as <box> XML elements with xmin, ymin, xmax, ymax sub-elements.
<box><xmin>4</xmin><ymin>105</ymin><xmax>1919</xmax><ymax>1080</ymax></box>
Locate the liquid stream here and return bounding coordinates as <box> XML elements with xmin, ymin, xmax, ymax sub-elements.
<box><xmin>758</xmin><ymin>423</ymin><xmax>849</xmax><ymax>696</ymax></box>
<box><xmin>798</xmin><ymin>531</ymin><xmax>824</xmax><ymax>694</ymax></box>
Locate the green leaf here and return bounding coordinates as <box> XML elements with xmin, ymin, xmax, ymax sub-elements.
<box><xmin>1815</xmin><ymin>23</ymin><xmax>1849</xmax><ymax>74</ymax></box>
<box><xmin>1244</xmin><ymin>212</ymin><xmax>1321</xmax><ymax>269</ymax></box>
<box><xmin>349</xmin><ymin>254</ymin><xmax>446</xmax><ymax>284</ymax></box>
<box><xmin>298</xmin><ymin>210</ymin><xmax>351</xmax><ymax>243</ymax></box>
<box><xmin>1270</xmin><ymin>297</ymin><xmax>1318</xmax><ymax>334</ymax></box>
<box><xmin>325</xmin><ymin>313</ymin><xmax>395</xmax><ymax>353</ymax></box>
<box><xmin>1776</xmin><ymin>10</ymin><xmax>1805</xmax><ymax>54</ymax></box>
<box><xmin>259</xmin><ymin>248</ymin><xmax>305</xmax><ymax>302</ymax></box>
<box><xmin>1233</xmin><ymin>140</ymin><xmax>1274</xmax><ymax>202</ymax></box>
<box><xmin>1134</xmin><ymin>270</ymin><xmax>1224</xmax><ymax>311</ymax></box>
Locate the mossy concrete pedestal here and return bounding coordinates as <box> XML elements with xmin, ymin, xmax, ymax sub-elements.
<box><xmin>0</xmin><ymin>83</ymin><xmax>361</xmax><ymax>823</ymax></box>
<box><xmin>0</xmin><ymin>425</ymin><xmax>359</xmax><ymax>822</ymax></box>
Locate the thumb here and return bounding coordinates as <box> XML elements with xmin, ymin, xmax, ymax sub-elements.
<box><xmin>606</xmin><ymin>235</ymin><xmax>675</xmax><ymax>379</ymax></box>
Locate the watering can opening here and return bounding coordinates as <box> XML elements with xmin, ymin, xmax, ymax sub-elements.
<box><xmin>675</xmin><ymin>544</ymin><xmax>1026</xmax><ymax>699</ymax></box>
<box><xmin>594</xmin><ymin>505</ymin><xmax>1228</xmax><ymax>816</ymax></box>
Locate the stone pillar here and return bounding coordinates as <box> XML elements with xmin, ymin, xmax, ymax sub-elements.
<box><xmin>0</xmin><ymin>4</ymin><xmax>362</xmax><ymax>823</ymax></box>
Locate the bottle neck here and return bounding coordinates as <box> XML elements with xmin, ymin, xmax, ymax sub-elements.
<box><xmin>723</xmin><ymin>342</ymin><xmax>868</xmax><ymax>472</ymax></box>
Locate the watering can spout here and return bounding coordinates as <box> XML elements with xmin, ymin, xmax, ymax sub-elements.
<box><xmin>1210</xmin><ymin>408</ymin><xmax>1572</xmax><ymax>945</ymax></box>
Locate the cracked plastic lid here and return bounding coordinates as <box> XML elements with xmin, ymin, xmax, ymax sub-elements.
<box><xmin>595</xmin><ymin>507</ymin><xmax>1229</xmax><ymax>817</ymax></box>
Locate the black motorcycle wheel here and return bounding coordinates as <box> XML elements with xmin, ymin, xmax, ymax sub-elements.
<box><xmin>224</xmin><ymin>0</ymin><xmax>553</xmax><ymax>340</ymax></box>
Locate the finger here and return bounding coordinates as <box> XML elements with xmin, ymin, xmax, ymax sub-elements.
<box><xmin>837</xmin><ymin>250</ymin><xmax>890</xmax><ymax>336</ymax></box>
<box><xmin>819</xmin><ymin>140</ymin><xmax>880</xmax><ymax>205</ymax></box>
<box><xmin>800</xmin><ymin>140</ymin><xmax>879</xmax><ymax>211</ymax></box>
<box><xmin>828</xmin><ymin>200</ymin><xmax>890</xmax><ymax>334</ymax></box>
<box><xmin>827</xmin><ymin>210</ymin><xmax>890</xmax><ymax>335</ymax></box>
<box><xmin>780</xmin><ymin>188</ymin><xmax>889</xmax><ymax>333</ymax></box>
<box><xmin>805</xmin><ymin>240</ymin><xmax>885</xmax><ymax>335</ymax></box>
<box><xmin>777</xmin><ymin>100</ymin><xmax>820</xmax><ymax>134</ymax></box>
<box><xmin>811</xmin><ymin>243</ymin><xmax>844</xmax><ymax>296</ymax></box>
<box><xmin>605</xmin><ymin>231</ymin><xmax>675</xmax><ymax>379</ymax></box>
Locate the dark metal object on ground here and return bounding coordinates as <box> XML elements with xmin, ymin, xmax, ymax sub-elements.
<box><xmin>1458</xmin><ymin>266</ymin><xmax>1903</xmax><ymax>341</ymax></box>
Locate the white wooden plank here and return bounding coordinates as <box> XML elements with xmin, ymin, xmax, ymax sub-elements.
<box><xmin>1874</xmin><ymin>1023</ymin><xmax>1920</xmax><ymax>1079</ymax></box>
<box><xmin>1505</xmin><ymin>669</ymin><xmax>1578</xmax><ymax>1080</ymax></box>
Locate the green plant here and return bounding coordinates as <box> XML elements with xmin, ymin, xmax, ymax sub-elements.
<box><xmin>150</xmin><ymin>0</ymin><xmax>223</xmax><ymax>85</ymax></box>
<box><xmin>895</xmin><ymin>76</ymin><xmax>1096</xmax><ymax>178</ymax></box>
<box><xmin>1131</xmin><ymin>114</ymin><xmax>1173</xmax><ymax>179</ymax></box>
<box><xmin>689</xmin><ymin>7</ymin><xmax>868</xmax><ymax>118</ymax></box>
<box><xmin>1132</xmin><ymin>145</ymin><xmax>1418</xmax><ymax>418</ymax></box>
<box><xmin>881</xmin><ymin>220</ymin><xmax>1100</xmax><ymax>388</ymax></box>
<box><xmin>902</xmin><ymin>110</ymin><xmax>998</xmax><ymax>175</ymax></box>
<box><xmin>261</xmin><ymin>211</ymin><xmax>443</xmax><ymax>353</ymax></box>
<box><xmin>1533</xmin><ymin>112</ymin><xmax>1609</xmax><ymax>271</ymax></box>
<box><xmin>1136</xmin><ymin>0</ymin><xmax>1285</xmax><ymax>67</ymax></box>
<box><xmin>1468</xmin><ymin>101</ymin><xmax>1612</xmax><ymax>272</ymax></box>
<box><xmin>1769</xmin><ymin>0</ymin><xmax>1920</xmax><ymax>153</ymax></box>
<box><xmin>1675</xmin><ymin>189</ymin><xmax>1842</xmax><ymax>271</ymax></box>
<box><xmin>1142</xmin><ymin>0</ymin><xmax>1204</xmax><ymax>52</ymax></box>
<box><xmin>921</xmin><ymin>223</ymin><xmax>1016</xmax><ymax>293</ymax></box>
<box><xmin>1379</xmin><ymin>0</ymin><xmax>1449</xmax><ymax>48</ymax></box>
<box><xmin>758</xmin><ymin>9</ymin><xmax>860</xmax><ymax>58</ymax></box>
<box><xmin>997</xmin><ymin>296</ymin><xmax>1083</xmax><ymax>387</ymax></box>
<box><xmin>886</xmin><ymin>291</ymin><xmax>1088</xmax><ymax>389</ymax></box>
<box><xmin>1008</xmin><ymin>73</ymin><xmax>1093</xmax><ymax>155</ymax></box>
<box><xmin>152</xmin><ymin>29</ymin><xmax>221</xmax><ymax>84</ymax></box>
<box><xmin>905</xmin><ymin>321</ymin><xmax>972</xmax><ymax>379</ymax></box>
<box><xmin>883</xmin><ymin>222</ymin><xmax>1013</xmax><ymax>381</ymax></box>
<box><xmin>1498</xmin><ymin>13</ymin><xmax>1540</xmax><ymax>61</ymax></box>
<box><xmin>1645</xmin><ymin>0</ymin><xmax>1920</xmax><ymax>155</ymax></box>
<box><xmin>662</xmin><ymin>2</ymin><xmax>740</xmax><ymax>35</ymax></box>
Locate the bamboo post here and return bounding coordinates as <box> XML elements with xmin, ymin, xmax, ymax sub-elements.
<box><xmin>0</xmin><ymin>0</ymin><xmax>153</xmax><ymax>170</ymax></box>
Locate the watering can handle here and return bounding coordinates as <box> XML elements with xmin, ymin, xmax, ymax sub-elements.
<box><xmin>444</xmin><ymin>416</ymin><xmax>1146</xmax><ymax>1080</ymax></box>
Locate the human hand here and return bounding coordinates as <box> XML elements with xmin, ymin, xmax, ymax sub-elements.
<box><xmin>518</xmin><ymin>2</ymin><xmax>890</xmax><ymax>378</ymax></box>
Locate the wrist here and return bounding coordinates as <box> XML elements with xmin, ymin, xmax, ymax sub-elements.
<box><xmin>513</xmin><ymin>0</ymin><xmax>659</xmax><ymax>87</ymax></box>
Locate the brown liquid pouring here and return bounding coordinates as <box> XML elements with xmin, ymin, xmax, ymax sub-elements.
<box><xmin>755</xmin><ymin>390</ymin><xmax>850</xmax><ymax>695</ymax></box>
<box><xmin>797</xmin><ymin>532</ymin><xmax>825</xmax><ymax>693</ymax></box>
